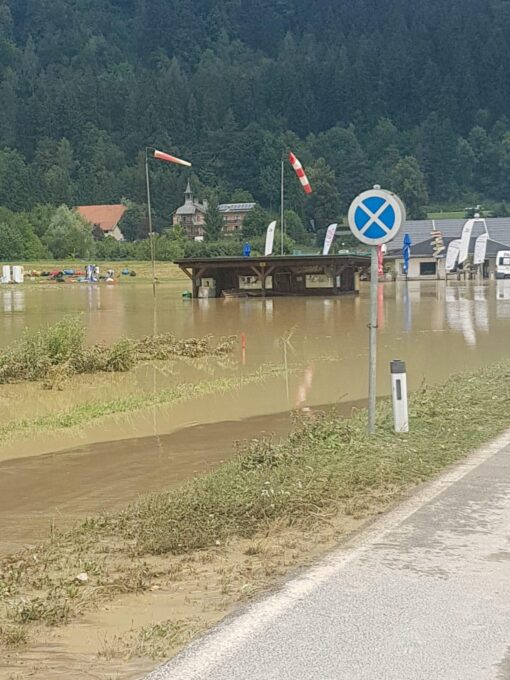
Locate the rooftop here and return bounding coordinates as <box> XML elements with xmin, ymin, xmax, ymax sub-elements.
<box><xmin>390</xmin><ymin>218</ymin><xmax>510</xmax><ymax>250</ymax></box>
<box><xmin>76</xmin><ymin>204</ymin><xmax>126</xmax><ymax>232</ymax></box>
<box><xmin>218</xmin><ymin>203</ymin><xmax>256</xmax><ymax>213</ymax></box>
<box><xmin>175</xmin><ymin>202</ymin><xmax>207</xmax><ymax>216</ymax></box>
<box><xmin>388</xmin><ymin>236</ymin><xmax>510</xmax><ymax>259</ymax></box>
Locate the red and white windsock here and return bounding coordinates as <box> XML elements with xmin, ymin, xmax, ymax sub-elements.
<box><xmin>153</xmin><ymin>149</ymin><xmax>192</xmax><ymax>167</ymax></box>
<box><xmin>288</xmin><ymin>152</ymin><xmax>312</xmax><ymax>194</ymax></box>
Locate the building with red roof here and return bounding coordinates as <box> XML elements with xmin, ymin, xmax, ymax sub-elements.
<box><xmin>76</xmin><ymin>204</ymin><xmax>127</xmax><ymax>241</ymax></box>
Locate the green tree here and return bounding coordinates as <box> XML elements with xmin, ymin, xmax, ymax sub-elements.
<box><xmin>0</xmin><ymin>222</ymin><xmax>25</xmax><ymax>259</ymax></box>
<box><xmin>305</xmin><ymin>159</ymin><xmax>340</xmax><ymax>230</ymax></box>
<box><xmin>309</xmin><ymin>127</ymin><xmax>369</xmax><ymax>212</ymax></box>
<box><xmin>282</xmin><ymin>209</ymin><xmax>308</xmax><ymax>244</ymax></box>
<box><xmin>23</xmin><ymin>204</ymin><xmax>56</xmax><ymax>239</ymax></box>
<box><xmin>230</xmin><ymin>188</ymin><xmax>255</xmax><ymax>202</ymax></box>
<box><xmin>0</xmin><ymin>211</ymin><xmax>47</xmax><ymax>260</ymax></box>
<box><xmin>119</xmin><ymin>201</ymin><xmax>148</xmax><ymax>242</ymax></box>
<box><xmin>389</xmin><ymin>156</ymin><xmax>429</xmax><ymax>220</ymax></box>
<box><xmin>242</xmin><ymin>204</ymin><xmax>270</xmax><ymax>239</ymax></box>
<box><xmin>0</xmin><ymin>149</ymin><xmax>31</xmax><ymax>211</ymax></box>
<box><xmin>43</xmin><ymin>205</ymin><xmax>94</xmax><ymax>258</ymax></box>
<box><xmin>204</xmin><ymin>201</ymin><xmax>224</xmax><ymax>241</ymax></box>
<box><xmin>498</xmin><ymin>132</ymin><xmax>510</xmax><ymax>199</ymax></box>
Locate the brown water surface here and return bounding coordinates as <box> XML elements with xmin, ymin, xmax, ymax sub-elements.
<box><xmin>1</xmin><ymin>279</ymin><xmax>510</xmax><ymax>553</ymax></box>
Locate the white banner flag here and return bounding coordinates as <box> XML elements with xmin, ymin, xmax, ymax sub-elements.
<box><xmin>473</xmin><ymin>233</ymin><xmax>489</xmax><ymax>265</ymax></box>
<box><xmin>445</xmin><ymin>238</ymin><xmax>462</xmax><ymax>272</ymax></box>
<box><xmin>322</xmin><ymin>223</ymin><xmax>338</xmax><ymax>255</ymax></box>
<box><xmin>264</xmin><ymin>220</ymin><xmax>277</xmax><ymax>256</ymax></box>
<box><xmin>458</xmin><ymin>219</ymin><xmax>475</xmax><ymax>264</ymax></box>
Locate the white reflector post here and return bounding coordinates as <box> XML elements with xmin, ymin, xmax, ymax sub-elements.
<box><xmin>390</xmin><ymin>360</ymin><xmax>409</xmax><ymax>433</ymax></box>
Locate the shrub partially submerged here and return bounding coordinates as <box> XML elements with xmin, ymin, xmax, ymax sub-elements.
<box><xmin>0</xmin><ymin>317</ymin><xmax>235</xmax><ymax>386</ymax></box>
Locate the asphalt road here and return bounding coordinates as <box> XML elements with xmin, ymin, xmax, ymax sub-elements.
<box><xmin>146</xmin><ymin>431</ymin><xmax>510</xmax><ymax>680</ymax></box>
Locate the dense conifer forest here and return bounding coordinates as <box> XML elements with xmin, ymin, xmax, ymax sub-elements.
<box><xmin>1</xmin><ymin>0</ymin><xmax>510</xmax><ymax>255</ymax></box>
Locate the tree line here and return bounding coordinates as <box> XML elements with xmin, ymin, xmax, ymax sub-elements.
<box><xmin>1</xmin><ymin>0</ymin><xmax>510</xmax><ymax>241</ymax></box>
<box><xmin>0</xmin><ymin>203</ymin><xmax>308</xmax><ymax>261</ymax></box>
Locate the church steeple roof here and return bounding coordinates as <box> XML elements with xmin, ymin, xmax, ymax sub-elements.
<box><xmin>184</xmin><ymin>179</ymin><xmax>193</xmax><ymax>203</ymax></box>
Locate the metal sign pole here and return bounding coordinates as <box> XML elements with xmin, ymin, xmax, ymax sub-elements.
<box><xmin>368</xmin><ymin>246</ymin><xmax>378</xmax><ymax>434</ymax></box>
<box><xmin>347</xmin><ymin>186</ymin><xmax>406</xmax><ymax>436</ymax></box>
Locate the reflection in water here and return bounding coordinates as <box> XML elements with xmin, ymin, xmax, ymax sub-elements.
<box><xmin>1</xmin><ymin>281</ymin><xmax>510</xmax><ymax>463</ymax></box>
<box><xmin>2</xmin><ymin>288</ymin><xmax>25</xmax><ymax>313</ymax></box>
<box><xmin>473</xmin><ymin>286</ymin><xmax>489</xmax><ymax>332</ymax></box>
<box><xmin>445</xmin><ymin>287</ymin><xmax>476</xmax><ymax>347</ymax></box>
<box><xmin>86</xmin><ymin>284</ymin><xmax>101</xmax><ymax>310</ymax></box>
<box><xmin>496</xmin><ymin>280</ymin><xmax>510</xmax><ymax>319</ymax></box>
<box><xmin>402</xmin><ymin>283</ymin><xmax>412</xmax><ymax>333</ymax></box>
<box><xmin>295</xmin><ymin>363</ymin><xmax>314</xmax><ymax>409</ymax></box>
<box><xmin>377</xmin><ymin>284</ymin><xmax>385</xmax><ymax>331</ymax></box>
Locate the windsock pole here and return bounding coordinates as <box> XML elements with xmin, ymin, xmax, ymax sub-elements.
<box><xmin>280</xmin><ymin>157</ymin><xmax>285</xmax><ymax>256</ymax></box>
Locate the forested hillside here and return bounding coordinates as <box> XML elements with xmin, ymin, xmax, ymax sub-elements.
<box><xmin>1</xmin><ymin>0</ymin><xmax>510</xmax><ymax>228</ymax></box>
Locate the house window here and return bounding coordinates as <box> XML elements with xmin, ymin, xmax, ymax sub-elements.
<box><xmin>419</xmin><ymin>262</ymin><xmax>437</xmax><ymax>276</ymax></box>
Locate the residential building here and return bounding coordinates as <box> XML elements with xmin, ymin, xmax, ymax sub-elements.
<box><xmin>218</xmin><ymin>202</ymin><xmax>256</xmax><ymax>233</ymax></box>
<box><xmin>172</xmin><ymin>181</ymin><xmax>208</xmax><ymax>239</ymax></box>
<box><xmin>76</xmin><ymin>204</ymin><xmax>126</xmax><ymax>241</ymax></box>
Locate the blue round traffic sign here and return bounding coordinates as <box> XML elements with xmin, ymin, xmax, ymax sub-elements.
<box><xmin>348</xmin><ymin>188</ymin><xmax>405</xmax><ymax>246</ymax></box>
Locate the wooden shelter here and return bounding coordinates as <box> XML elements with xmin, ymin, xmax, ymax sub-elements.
<box><xmin>175</xmin><ymin>254</ymin><xmax>370</xmax><ymax>298</ymax></box>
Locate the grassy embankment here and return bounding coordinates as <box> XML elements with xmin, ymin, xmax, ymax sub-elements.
<box><xmin>19</xmin><ymin>260</ymin><xmax>187</xmax><ymax>284</ymax></box>
<box><xmin>1</xmin><ymin>359</ymin><xmax>510</xmax><ymax>662</ymax></box>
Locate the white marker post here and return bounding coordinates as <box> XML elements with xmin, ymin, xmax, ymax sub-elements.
<box><xmin>390</xmin><ymin>360</ymin><xmax>409</xmax><ymax>433</ymax></box>
<box><xmin>348</xmin><ymin>186</ymin><xmax>405</xmax><ymax>434</ymax></box>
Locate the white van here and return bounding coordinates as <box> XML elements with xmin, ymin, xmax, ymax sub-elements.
<box><xmin>496</xmin><ymin>251</ymin><xmax>510</xmax><ymax>279</ymax></box>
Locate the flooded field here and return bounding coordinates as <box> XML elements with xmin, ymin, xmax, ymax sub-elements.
<box><xmin>1</xmin><ymin>279</ymin><xmax>510</xmax><ymax>553</ymax></box>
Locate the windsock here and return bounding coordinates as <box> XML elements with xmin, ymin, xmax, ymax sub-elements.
<box><xmin>288</xmin><ymin>152</ymin><xmax>312</xmax><ymax>194</ymax></box>
<box><xmin>153</xmin><ymin>149</ymin><xmax>192</xmax><ymax>167</ymax></box>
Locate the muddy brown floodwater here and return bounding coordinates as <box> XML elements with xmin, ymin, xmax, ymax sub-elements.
<box><xmin>1</xmin><ymin>279</ymin><xmax>510</xmax><ymax>554</ymax></box>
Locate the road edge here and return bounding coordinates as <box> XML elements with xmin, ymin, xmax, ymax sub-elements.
<box><xmin>145</xmin><ymin>427</ymin><xmax>510</xmax><ymax>680</ymax></box>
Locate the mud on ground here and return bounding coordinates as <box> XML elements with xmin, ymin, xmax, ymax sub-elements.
<box><xmin>1</xmin><ymin>515</ymin><xmax>365</xmax><ymax>680</ymax></box>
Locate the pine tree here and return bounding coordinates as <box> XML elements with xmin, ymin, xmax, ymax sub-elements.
<box><xmin>389</xmin><ymin>157</ymin><xmax>429</xmax><ymax>220</ymax></box>
<box><xmin>204</xmin><ymin>202</ymin><xmax>224</xmax><ymax>241</ymax></box>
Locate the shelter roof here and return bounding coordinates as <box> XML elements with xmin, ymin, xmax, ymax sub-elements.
<box><xmin>76</xmin><ymin>204</ymin><xmax>126</xmax><ymax>232</ymax></box>
<box><xmin>175</xmin><ymin>254</ymin><xmax>370</xmax><ymax>268</ymax></box>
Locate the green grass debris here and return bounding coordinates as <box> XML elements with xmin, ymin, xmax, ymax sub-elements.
<box><xmin>0</xmin><ymin>317</ymin><xmax>235</xmax><ymax>387</ymax></box>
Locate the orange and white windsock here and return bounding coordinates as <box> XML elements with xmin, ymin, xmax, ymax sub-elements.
<box><xmin>153</xmin><ymin>149</ymin><xmax>192</xmax><ymax>167</ymax></box>
<box><xmin>288</xmin><ymin>152</ymin><xmax>312</xmax><ymax>194</ymax></box>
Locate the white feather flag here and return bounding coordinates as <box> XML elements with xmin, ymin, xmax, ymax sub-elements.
<box><xmin>264</xmin><ymin>221</ymin><xmax>277</xmax><ymax>256</ymax></box>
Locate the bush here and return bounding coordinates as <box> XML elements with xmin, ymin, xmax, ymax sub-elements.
<box><xmin>95</xmin><ymin>237</ymin><xmax>136</xmax><ymax>260</ymax></box>
<box><xmin>183</xmin><ymin>238</ymin><xmax>243</xmax><ymax>258</ymax></box>
<box><xmin>43</xmin><ymin>205</ymin><xmax>94</xmax><ymax>259</ymax></box>
<box><xmin>0</xmin><ymin>318</ymin><xmax>236</xmax><ymax>385</ymax></box>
